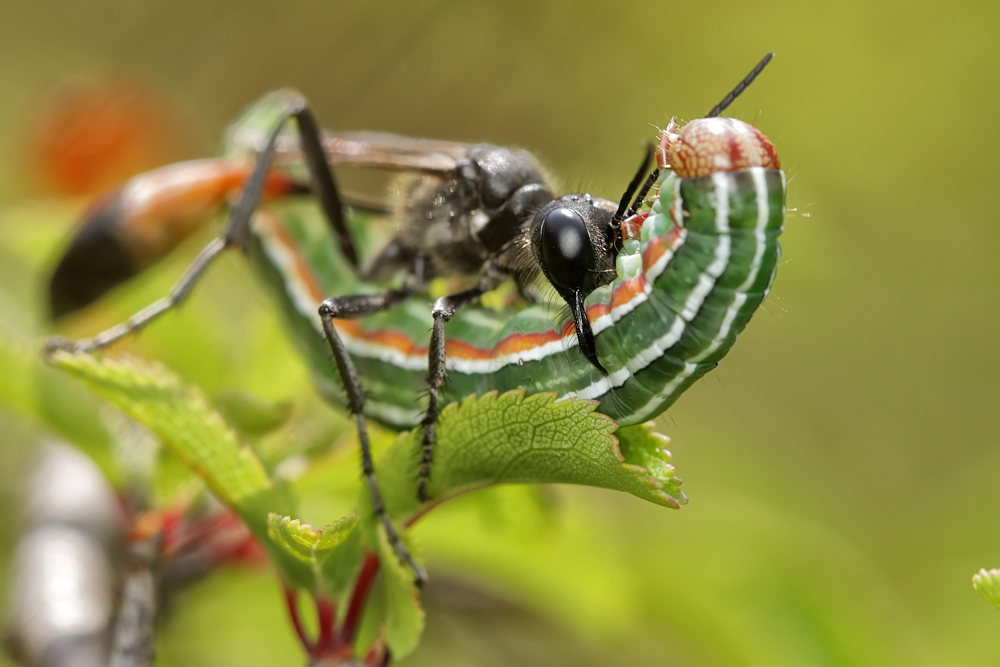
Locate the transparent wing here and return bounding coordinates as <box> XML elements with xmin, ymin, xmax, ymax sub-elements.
<box><xmin>224</xmin><ymin>91</ymin><xmax>470</xmax><ymax>176</ymax></box>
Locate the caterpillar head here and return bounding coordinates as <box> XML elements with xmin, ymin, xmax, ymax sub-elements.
<box><xmin>656</xmin><ymin>116</ymin><xmax>780</xmax><ymax>178</ymax></box>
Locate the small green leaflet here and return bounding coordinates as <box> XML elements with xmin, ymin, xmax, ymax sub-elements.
<box><xmin>973</xmin><ymin>568</ymin><xmax>1000</xmax><ymax>610</ymax></box>
<box><xmin>266</xmin><ymin>514</ymin><xmax>363</xmax><ymax>600</ymax></box>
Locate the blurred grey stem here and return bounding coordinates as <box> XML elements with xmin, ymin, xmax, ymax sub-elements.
<box><xmin>4</xmin><ymin>444</ymin><xmax>126</xmax><ymax>667</ymax></box>
<box><xmin>108</xmin><ymin>540</ymin><xmax>159</xmax><ymax>667</ymax></box>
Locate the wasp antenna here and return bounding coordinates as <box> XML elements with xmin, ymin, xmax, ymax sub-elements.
<box><xmin>612</xmin><ymin>142</ymin><xmax>655</xmax><ymax>224</ymax></box>
<box><xmin>705</xmin><ymin>52</ymin><xmax>774</xmax><ymax>119</ymax></box>
<box><xmin>626</xmin><ymin>169</ymin><xmax>660</xmax><ymax>217</ymax></box>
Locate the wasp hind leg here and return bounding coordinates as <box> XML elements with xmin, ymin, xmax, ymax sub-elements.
<box><xmin>45</xmin><ymin>93</ymin><xmax>359</xmax><ymax>356</ymax></box>
<box><xmin>317</xmin><ymin>288</ymin><xmax>427</xmax><ymax>585</ymax></box>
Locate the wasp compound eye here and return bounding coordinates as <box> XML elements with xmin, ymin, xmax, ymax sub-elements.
<box><xmin>539</xmin><ymin>207</ymin><xmax>594</xmax><ymax>291</ymax></box>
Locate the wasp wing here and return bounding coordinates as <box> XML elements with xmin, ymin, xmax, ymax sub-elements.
<box><xmin>319</xmin><ymin>131</ymin><xmax>470</xmax><ymax>174</ymax></box>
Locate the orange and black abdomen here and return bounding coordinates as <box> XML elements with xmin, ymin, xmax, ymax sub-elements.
<box><xmin>49</xmin><ymin>159</ymin><xmax>304</xmax><ymax>318</ymax></box>
<box><xmin>50</xmin><ymin>190</ymin><xmax>137</xmax><ymax>319</ymax></box>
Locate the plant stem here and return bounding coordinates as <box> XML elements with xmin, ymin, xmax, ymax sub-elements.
<box><xmin>284</xmin><ymin>585</ymin><xmax>312</xmax><ymax>650</ymax></box>
<box><xmin>339</xmin><ymin>552</ymin><xmax>381</xmax><ymax>646</ymax></box>
<box><xmin>314</xmin><ymin>597</ymin><xmax>338</xmax><ymax>655</ymax></box>
<box><xmin>109</xmin><ymin>539</ymin><xmax>159</xmax><ymax>667</ymax></box>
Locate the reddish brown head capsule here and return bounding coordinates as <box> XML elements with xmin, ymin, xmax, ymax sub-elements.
<box><xmin>657</xmin><ymin>117</ymin><xmax>779</xmax><ymax>178</ymax></box>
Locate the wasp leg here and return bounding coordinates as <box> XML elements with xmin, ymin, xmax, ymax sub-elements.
<box><xmin>317</xmin><ymin>289</ymin><xmax>427</xmax><ymax>586</ymax></box>
<box><xmin>45</xmin><ymin>94</ymin><xmax>359</xmax><ymax>356</ymax></box>
<box><xmin>45</xmin><ymin>235</ymin><xmax>228</xmax><ymax>355</ymax></box>
<box><xmin>419</xmin><ymin>259</ymin><xmax>509</xmax><ymax>502</ymax></box>
<box><xmin>273</xmin><ymin>94</ymin><xmax>359</xmax><ymax>268</ymax></box>
<box><xmin>213</xmin><ymin>90</ymin><xmax>360</xmax><ymax>267</ymax></box>
<box><xmin>46</xmin><ymin>115</ymin><xmax>284</xmax><ymax>353</ymax></box>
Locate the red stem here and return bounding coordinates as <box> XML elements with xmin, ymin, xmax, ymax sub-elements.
<box><xmin>314</xmin><ymin>597</ymin><xmax>338</xmax><ymax>655</ymax></box>
<box><xmin>339</xmin><ymin>552</ymin><xmax>381</xmax><ymax>645</ymax></box>
<box><xmin>364</xmin><ymin>641</ymin><xmax>390</xmax><ymax>667</ymax></box>
<box><xmin>162</xmin><ymin>509</ymin><xmax>233</xmax><ymax>558</ymax></box>
<box><xmin>284</xmin><ymin>585</ymin><xmax>312</xmax><ymax>651</ymax></box>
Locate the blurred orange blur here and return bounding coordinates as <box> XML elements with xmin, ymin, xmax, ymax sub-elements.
<box><xmin>24</xmin><ymin>79</ymin><xmax>186</xmax><ymax>199</ymax></box>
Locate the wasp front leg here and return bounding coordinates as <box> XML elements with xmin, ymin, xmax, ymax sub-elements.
<box><xmin>419</xmin><ymin>257</ymin><xmax>510</xmax><ymax>502</ymax></box>
<box><xmin>317</xmin><ymin>288</ymin><xmax>427</xmax><ymax>586</ymax></box>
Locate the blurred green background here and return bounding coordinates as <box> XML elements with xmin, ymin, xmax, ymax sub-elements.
<box><xmin>1</xmin><ymin>1</ymin><xmax>999</xmax><ymax>665</ymax></box>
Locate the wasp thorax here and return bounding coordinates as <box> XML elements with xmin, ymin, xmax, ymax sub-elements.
<box><xmin>657</xmin><ymin>117</ymin><xmax>779</xmax><ymax>178</ymax></box>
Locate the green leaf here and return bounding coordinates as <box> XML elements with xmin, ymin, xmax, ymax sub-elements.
<box><xmin>0</xmin><ymin>332</ymin><xmax>120</xmax><ymax>482</ymax></box>
<box><xmin>616</xmin><ymin>420</ymin><xmax>687</xmax><ymax>507</ymax></box>
<box><xmin>367</xmin><ymin>519</ymin><xmax>424</xmax><ymax>659</ymax></box>
<box><xmin>49</xmin><ymin>351</ymin><xmax>290</xmax><ymax>539</ymax></box>
<box><xmin>150</xmin><ymin>445</ymin><xmax>203</xmax><ymax>508</ymax></box>
<box><xmin>356</xmin><ymin>390</ymin><xmax>683</xmax><ymax>658</ymax></box>
<box><xmin>973</xmin><ymin>568</ymin><xmax>1000</xmax><ymax>610</ymax></box>
<box><xmin>266</xmin><ymin>513</ymin><xmax>363</xmax><ymax>598</ymax></box>
<box><xmin>212</xmin><ymin>390</ymin><xmax>292</xmax><ymax>441</ymax></box>
<box><xmin>372</xmin><ymin>390</ymin><xmax>686</xmax><ymax>523</ymax></box>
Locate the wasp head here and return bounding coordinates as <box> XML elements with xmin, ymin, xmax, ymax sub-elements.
<box><xmin>529</xmin><ymin>194</ymin><xmax>617</xmax><ymax>372</ymax></box>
